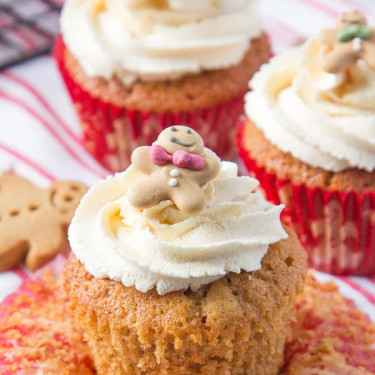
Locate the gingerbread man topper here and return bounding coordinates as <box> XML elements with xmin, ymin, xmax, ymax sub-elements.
<box><xmin>127</xmin><ymin>126</ymin><xmax>221</xmax><ymax>215</ymax></box>
<box><xmin>316</xmin><ymin>11</ymin><xmax>375</xmax><ymax>73</ymax></box>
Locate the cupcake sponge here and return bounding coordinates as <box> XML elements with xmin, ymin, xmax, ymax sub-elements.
<box><xmin>64</xmin><ymin>226</ymin><xmax>307</xmax><ymax>375</ymax></box>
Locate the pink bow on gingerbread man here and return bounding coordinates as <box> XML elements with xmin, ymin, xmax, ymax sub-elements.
<box><xmin>149</xmin><ymin>144</ymin><xmax>205</xmax><ymax>170</ymax></box>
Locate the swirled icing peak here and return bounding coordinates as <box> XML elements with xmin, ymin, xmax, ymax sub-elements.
<box><xmin>69</xmin><ymin>128</ymin><xmax>287</xmax><ymax>295</ymax></box>
<box><xmin>245</xmin><ymin>12</ymin><xmax>375</xmax><ymax>173</ymax></box>
<box><xmin>60</xmin><ymin>0</ymin><xmax>261</xmax><ymax>85</ymax></box>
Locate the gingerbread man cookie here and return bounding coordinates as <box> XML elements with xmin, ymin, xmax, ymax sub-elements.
<box><xmin>317</xmin><ymin>11</ymin><xmax>375</xmax><ymax>73</ymax></box>
<box><xmin>0</xmin><ymin>173</ymin><xmax>87</xmax><ymax>272</ymax></box>
<box><xmin>127</xmin><ymin>126</ymin><xmax>221</xmax><ymax>215</ymax></box>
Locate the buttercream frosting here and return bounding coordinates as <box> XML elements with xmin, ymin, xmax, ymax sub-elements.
<box><xmin>60</xmin><ymin>0</ymin><xmax>261</xmax><ymax>85</ymax></box>
<box><xmin>68</xmin><ymin>161</ymin><xmax>287</xmax><ymax>295</ymax></box>
<box><xmin>245</xmin><ymin>38</ymin><xmax>375</xmax><ymax>172</ymax></box>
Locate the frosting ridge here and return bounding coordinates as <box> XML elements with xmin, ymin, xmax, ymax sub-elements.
<box><xmin>69</xmin><ymin>162</ymin><xmax>287</xmax><ymax>295</ymax></box>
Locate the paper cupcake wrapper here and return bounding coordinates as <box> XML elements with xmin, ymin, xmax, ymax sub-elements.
<box><xmin>54</xmin><ymin>36</ymin><xmax>245</xmax><ymax>172</ymax></box>
<box><xmin>237</xmin><ymin>122</ymin><xmax>375</xmax><ymax>276</ymax></box>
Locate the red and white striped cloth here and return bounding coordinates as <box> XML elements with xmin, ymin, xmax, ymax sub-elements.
<box><xmin>0</xmin><ymin>0</ymin><xmax>375</xmax><ymax>322</ymax></box>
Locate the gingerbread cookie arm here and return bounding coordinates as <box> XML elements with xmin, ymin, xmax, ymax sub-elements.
<box><xmin>128</xmin><ymin>173</ymin><xmax>171</xmax><ymax>210</ymax></box>
<box><xmin>131</xmin><ymin>146</ymin><xmax>159</xmax><ymax>175</ymax></box>
<box><xmin>321</xmin><ymin>43</ymin><xmax>360</xmax><ymax>73</ymax></box>
<box><xmin>195</xmin><ymin>149</ymin><xmax>221</xmax><ymax>185</ymax></box>
<box><xmin>317</xmin><ymin>29</ymin><xmax>336</xmax><ymax>44</ymax></box>
<box><xmin>170</xmin><ymin>178</ymin><xmax>207</xmax><ymax>215</ymax></box>
<box><xmin>362</xmin><ymin>37</ymin><xmax>375</xmax><ymax>69</ymax></box>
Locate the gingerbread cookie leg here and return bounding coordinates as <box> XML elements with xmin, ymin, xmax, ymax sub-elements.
<box><xmin>0</xmin><ymin>237</ymin><xmax>29</xmax><ymax>272</ymax></box>
<box><xmin>170</xmin><ymin>179</ymin><xmax>207</xmax><ymax>215</ymax></box>
<box><xmin>26</xmin><ymin>227</ymin><xmax>68</xmax><ymax>271</ymax></box>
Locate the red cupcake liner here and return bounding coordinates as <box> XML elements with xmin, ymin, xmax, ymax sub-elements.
<box><xmin>237</xmin><ymin>122</ymin><xmax>375</xmax><ymax>276</ymax></box>
<box><xmin>54</xmin><ymin>36</ymin><xmax>245</xmax><ymax>172</ymax></box>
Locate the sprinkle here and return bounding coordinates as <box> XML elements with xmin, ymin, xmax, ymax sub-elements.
<box><xmin>169</xmin><ymin>178</ymin><xmax>178</xmax><ymax>187</ymax></box>
<box><xmin>170</xmin><ymin>169</ymin><xmax>179</xmax><ymax>177</ymax></box>
<box><xmin>353</xmin><ymin>37</ymin><xmax>362</xmax><ymax>51</ymax></box>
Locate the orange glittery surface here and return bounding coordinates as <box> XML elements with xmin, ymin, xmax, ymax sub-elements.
<box><xmin>0</xmin><ymin>270</ymin><xmax>95</xmax><ymax>375</ymax></box>
<box><xmin>0</xmin><ymin>271</ymin><xmax>374</xmax><ymax>374</ymax></box>
<box><xmin>282</xmin><ymin>273</ymin><xmax>375</xmax><ymax>375</ymax></box>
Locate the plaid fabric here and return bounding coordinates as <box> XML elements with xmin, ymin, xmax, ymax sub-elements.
<box><xmin>0</xmin><ymin>0</ymin><xmax>63</xmax><ymax>70</ymax></box>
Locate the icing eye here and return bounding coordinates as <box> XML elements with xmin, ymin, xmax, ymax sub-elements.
<box><xmin>171</xmin><ymin>127</ymin><xmax>177</xmax><ymax>132</ymax></box>
<box><xmin>186</xmin><ymin>129</ymin><xmax>192</xmax><ymax>134</ymax></box>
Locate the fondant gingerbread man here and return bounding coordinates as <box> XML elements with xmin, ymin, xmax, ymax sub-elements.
<box><xmin>127</xmin><ymin>126</ymin><xmax>221</xmax><ymax>215</ymax></box>
<box><xmin>317</xmin><ymin>11</ymin><xmax>375</xmax><ymax>73</ymax></box>
<box><xmin>0</xmin><ymin>174</ymin><xmax>87</xmax><ymax>272</ymax></box>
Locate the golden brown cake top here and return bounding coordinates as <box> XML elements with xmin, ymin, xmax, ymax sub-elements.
<box><xmin>62</xmin><ymin>33</ymin><xmax>270</xmax><ymax>112</ymax></box>
<box><xmin>240</xmin><ymin>120</ymin><xmax>375</xmax><ymax>193</ymax></box>
<box><xmin>63</xmin><ymin>226</ymin><xmax>307</xmax><ymax>374</ymax></box>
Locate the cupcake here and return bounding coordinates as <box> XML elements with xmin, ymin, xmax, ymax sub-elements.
<box><xmin>238</xmin><ymin>11</ymin><xmax>375</xmax><ymax>275</ymax></box>
<box><xmin>54</xmin><ymin>0</ymin><xmax>271</xmax><ymax>172</ymax></box>
<box><xmin>64</xmin><ymin>126</ymin><xmax>307</xmax><ymax>375</ymax></box>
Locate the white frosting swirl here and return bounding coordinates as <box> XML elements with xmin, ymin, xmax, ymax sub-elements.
<box><xmin>60</xmin><ymin>0</ymin><xmax>261</xmax><ymax>85</ymax></box>
<box><xmin>69</xmin><ymin>162</ymin><xmax>287</xmax><ymax>295</ymax></box>
<box><xmin>245</xmin><ymin>39</ymin><xmax>375</xmax><ymax>172</ymax></box>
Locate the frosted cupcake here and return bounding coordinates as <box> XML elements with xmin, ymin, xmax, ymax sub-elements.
<box><xmin>54</xmin><ymin>0</ymin><xmax>270</xmax><ymax>172</ymax></box>
<box><xmin>238</xmin><ymin>11</ymin><xmax>375</xmax><ymax>275</ymax></box>
<box><xmin>64</xmin><ymin>126</ymin><xmax>307</xmax><ymax>375</ymax></box>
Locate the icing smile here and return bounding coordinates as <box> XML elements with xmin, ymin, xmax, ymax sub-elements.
<box><xmin>170</xmin><ymin>137</ymin><xmax>196</xmax><ymax>148</ymax></box>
